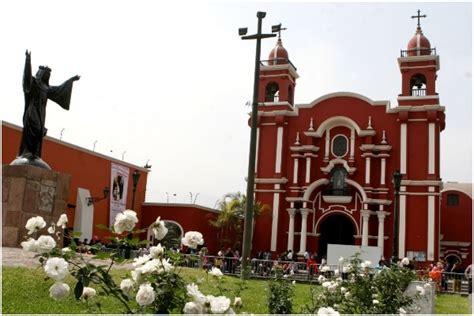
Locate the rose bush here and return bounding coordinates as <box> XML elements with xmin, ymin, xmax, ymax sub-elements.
<box><xmin>20</xmin><ymin>210</ymin><xmax>238</xmax><ymax>314</ymax></box>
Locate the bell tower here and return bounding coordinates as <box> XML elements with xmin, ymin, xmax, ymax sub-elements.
<box><xmin>258</xmin><ymin>32</ymin><xmax>299</xmax><ymax>110</ymax></box>
<box><xmin>397</xmin><ymin>9</ymin><xmax>440</xmax><ymax>106</ymax></box>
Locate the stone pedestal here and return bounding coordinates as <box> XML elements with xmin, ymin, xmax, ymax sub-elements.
<box><xmin>405</xmin><ymin>281</ymin><xmax>436</xmax><ymax>314</ymax></box>
<box><xmin>2</xmin><ymin>165</ymin><xmax>71</xmax><ymax>247</ymax></box>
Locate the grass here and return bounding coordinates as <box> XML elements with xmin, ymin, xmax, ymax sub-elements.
<box><xmin>2</xmin><ymin>265</ymin><xmax>472</xmax><ymax>314</ymax></box>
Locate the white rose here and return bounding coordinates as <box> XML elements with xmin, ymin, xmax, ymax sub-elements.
<box><xmin>36</xmin><ymin>235</ymin><xmax>56</xmax><ymax>253</ymax></box>
<box><xmin>344</xmin><ymin>291</ymin><xmax>351</xmax><ymax>299</ymax></box>
<box><xmin>141</xmin><ymin>259</ymin><xmax>160</xmax><ymax>274</ymax></box>
<box><xmin>334</xmin><ymin>269</ymin><xmax>340</xmax><ymax>277</ymax></box>
<box><xmin>317</xmin><ymin>307</ymin><xmax>339</xmax><ymax>315</ymax></box>
<box><xmin>322</xmin><ymin>281</ymin><xmax>331</xmax><ymax>288</ymax></box>
<box><xmin>81</xmin><ymin>287</ymin><xmax>96</xmax><ymax>300</ymax></box>
<box><xmin>233</xmin><ymin>296</ymin><xmax>242</xmax><ymax>307</ymax></box>
<box><xmin>416</xmin><ymin>285</ymin><xmax>425</xmax><ymax>296</ymax></box>
<box><xmin>25</xmin><ymin>216</ymin><xmax>46</xmax><ymax>235</ymax></box>
<box><xmin>57</xmin><ymin>214</ymin><xmax>68</xmax><ymax>229</ymax></box>
<box><xmin>364</xmin><ymin>260</ymin><xmax>372</xmax><ymax>266</ymax></box>
<box><xmin>113</xmin><ymin>210</ymin><xmax>138</xmax><ymax>234</ymax></box>
<box><xmin>372</xmin><ymin>293</ymin><xmax>378</xmax><ymax>298</ymax></box>
<box><xmin>149</xmin><ymin>244</ymin><xmax>165</xmax><ymax>258</ymax></box>
<box><xmin>400</xmin><ymin>257</ymin><xmax>410</xmax><ymax>266</ymax></box>
<box><xmin>49</xmin><ymin>282</ymin><xmax>70</xmax><ymax>300</ymax></box>
<box><xmin>360</xmin><ymin>262</ymin><xmax>368</xmax><ymax>268</ymax></box>
<box><xmin>340</xmin><ymin>286</ymin><xmax>347</xmax><ymax>293</ymax></box>
<box><xmin>21</xmin><ymin>238</ymin><xmax>37</xmax><ymax>252</ymax></box>
<box><xmin>133</xmin><ymin>254</ymin><xmax>151</xmax><ymax>267</ymax></box>
<box><xmin>399</xmin><ymin>307</ymin><xmax>407</xmax><ymax>314</ymax></box>
<box><xmin>372</xmin><ymin>299</ymin><xmax>379</xmax><ymax>304</ymax></box>
<box><xmin>338</xmin><ymin>256</ymin><xmax>344</xmax><ymax>263</ymax></box>
<box><xmin>132</xmin><ymin>268</ymin><xmax>144</xmax><ymax>284</ymax></box>
<box><xmin>158</xmin><ymin>258</ymin><xmax>173</xmax><ymax>273</ymax></box>
<box><xmin>47</xmin><ymin>226</ymin><xmax>55</xmax><ymax>234</ymax></box>
<box><xmin>120</xmin><ymin>279</ymin><xmax>135</xmax><ymax>296</ymax></box>
<box><xmin>61</xmin><ymin>247</ymin><xmax>72</xmax><ymax>254</ymax></box>
<box><xmin>44</xmin><ymin>257</ymin><xmax>69</xmax><ymax>281</ymax></box>
<box><xmin>152</xmin><ymin>217</ymin><xmax>168</xmax><ymax>240</ymax></box>
<box><xmin>183</xmin><ymin>301</ymin><xmax>203</xmax><ymax>314</ymax></box>
<box><xmin>321</xmin><ymin>266</ymin><xmax>330</xmax><ymax>272</ymax></box>
<box><xmin>181</xmin><ymin>231</ymin><xmax>204</xmax><ymax>249</ymax></box>
<box><xmin>136</xmin><ymin>283</ymin><xmax>155</xmax><ymax>306</ymax></box>
<box><xmin>318</xmin><ymin>275</ymin><xmax>326</xmax><ymax>283</ymax></box>
<box><xmin>209</xmin><ymin>295</ymin><xmax>231</xmax><ymax>314</ymax></box>
<box><xmin>209</xmin><ymin>267</ymin><xmax>223</xmax><ymax>278</ymax></box>
<box><xmin>186</xmin><ymin>283</ymin><xmax>206</xmax><ymax>305</ymax></box>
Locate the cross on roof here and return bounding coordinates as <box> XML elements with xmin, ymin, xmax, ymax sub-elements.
<box><xmin>278</xmin><ymin>25</ymin><xmax>287</xmax><ymax>39</ymax></box>
<box><xmin>411</xmin><ymin>9</ymin><xmax>427</xmax><ymax>28</ymax></box>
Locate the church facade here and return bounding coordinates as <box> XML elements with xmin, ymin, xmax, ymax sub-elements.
<box><xmin>252</xmin><ymin>17</ymin><xmax>446</xmax><ymax>264</ymax></box>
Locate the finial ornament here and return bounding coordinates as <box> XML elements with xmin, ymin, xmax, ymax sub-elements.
<box><xmin>295</xmin><ymin>132</ymin><xmax>300</xmax><ymax>145</ymax></box>
<box><xmin>381</xmin><ymin>130</ymin><xmax>387</xmax><ymax>144</ymax></box>
<box><xmin>411</xmin><ymin>9</ymin><xmax>427</xmax><ymax>28</ymax></box>
<box><xmin>309</xmin><ymin>117</ymin><xmax>314</xmax><ymax>131</ymax></box>
<box><xmin>367</xmin><ymin>116</ymin><xmax>373</xmax><ymax>130</ymax></box>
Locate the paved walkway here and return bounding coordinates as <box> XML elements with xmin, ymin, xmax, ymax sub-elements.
<box><xmin>2</xmin><ymin>247</ymin><xmax>133</xmax><ymax>270</ymax></box>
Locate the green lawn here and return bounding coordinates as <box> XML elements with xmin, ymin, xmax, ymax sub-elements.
<box><xmin>2</xmin><ymin>266</ymin><xmax>472</xmax><ymax>314</ymax></box>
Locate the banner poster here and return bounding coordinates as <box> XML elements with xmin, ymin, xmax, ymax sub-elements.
<box><xmin>109</xmin><ymin>163</ymin><xmax>130</xmax><ymax>227</ymax></box>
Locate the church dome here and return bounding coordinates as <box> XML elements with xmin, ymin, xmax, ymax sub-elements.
<box><xmin>407</xmin><ymin>27</ymin><xmax>431</xmax><ymax>56</ymax></box>
<box><xmin>268</xmin><ymin>38</ymin><xmax>289</xmax><ymax>65</ymax></box>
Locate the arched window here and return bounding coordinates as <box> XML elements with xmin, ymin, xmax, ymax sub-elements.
<box><xmin>410</xmin><ymin>74</ymin><xmax>427</xmax><ymax>96</ymax></box>
<box><xmin>329</xmin><ymin>166</ymin><xmax>347</xmax><ymax>196</ymax></box>
<box><xmin>265</xmin><ymin>82</ymin><xmax>279</xmax><ymax>102</ymax></box>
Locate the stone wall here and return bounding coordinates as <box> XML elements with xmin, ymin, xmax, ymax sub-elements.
<box><xmin>2</xmin><ymin>165</ymin><xmax>71</xmax><ymax>247</ymax></box>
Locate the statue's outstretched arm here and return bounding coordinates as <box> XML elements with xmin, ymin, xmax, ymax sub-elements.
<box><xmin>23</xmin><ymin>50</ymin><xmax>32</xmax><ymax>93</ymax></box>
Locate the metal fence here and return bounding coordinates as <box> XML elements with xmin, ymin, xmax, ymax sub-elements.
<box><xmin>177</xmin><ymin>255</ymin><xmax>472</xmax><ymax>294</ymax></box>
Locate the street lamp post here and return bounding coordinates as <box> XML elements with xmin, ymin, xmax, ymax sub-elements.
<box><xmin>131</xmin><ymin>169</ymin><xmax>141</xmax><ymax>211</ymax></box>
<box><xmin>239</xmin><ymin>11</ymin><xmax>277</xmax><ymax>279</ymax></box>
<box><xmin>392</xmin><ymin>170</ymin><xmax>402</xmax><ymax>264</ymax></box>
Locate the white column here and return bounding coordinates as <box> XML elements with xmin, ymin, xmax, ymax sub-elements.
<box><xmin>305</xmin><ymin>157</ymin><xmax>311</xmax><ymax>184</ymax></box>
<box><xmin>270</xmin><ymin>184</ymin><xmax>280</xmax><ymax>252</ymax></box>
<box><xmin>275</xmin><ymin>126</ymin><xmax>283</xmax><ymax>173</ymax></box>
<box><xmin>361</xmin><ymin>209</ymin><xmax>370</xmax><ymax>246</ymax></box>
<box><xmin>400</xmin><ymin>123</ymin><xmax>407</xmax><ymax>174</ymax></box>
<box><xmin>377</xmin><ymin>211</ymin><xmax>387</xmax><ymax>253</ymax></box>
<box><xmin>428</xmin><ymin>123</ymin><xmax>435</xmax><ymax>174</ymax></box>
<box><xmin>324</xmin><ymin>129</ymin><xmax>330</xmax><ymax>160</ymax></box>
<box><xmin>380</xmin><ymin>158</ymin><xmax>386</xmax><ymax>185</ymax></box>
<box><xmin>365</xmin><ymin>157</ymin><xmax>371</xmax><ymax>184</ymax></box>
<box><xmin>398</xmin><ymin>186</ymin><xmax>407</xmax><ymax>258</ymax></box>
<box><xmin>298</xmin><ymin>209</ymin><xmax>309</xmax><ymax>255</ymax></box>
<box><xmin>293</xmin><ymin>158</ymin><xmax>299</xmax><ymax>184</ymax></box>
<box><xmin>427</xmin><ymin>186</ymin><xmax>435</xmax><ymax>260</ymax></box>
<box><xmin>350</xmin><ymin>128</ymin><xmax>355</xmax><ymax>160</ymax></box>
<box><xmin>287</xmin><ymin>209</ymin><xmax>296</xmax><ymax>251</ymax></box>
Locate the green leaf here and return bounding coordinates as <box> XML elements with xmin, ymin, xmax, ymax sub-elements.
<box><xmin>96</xmin><ymin>223</ymin><xmax>110</xmax><ymax>231</ymax></box>
<box><xmin>74</xmin><ymin>281</ymin><xmax>84</xmax><ymax>300</ymax></box>
<box><xmin>93</xmin><ymin>251</ymin><xmax>112</xmax><ymax>260</ymax></box>
<box><xmin>71</xmin><ymin>231</ymin><xmax>82</xmax><ymax>238</ymax></box>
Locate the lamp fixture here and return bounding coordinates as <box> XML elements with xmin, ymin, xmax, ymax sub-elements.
<box><xmin>86</xmin><ymin>186</ymin><xmax>110</xmax><ymax>206</ymax></box>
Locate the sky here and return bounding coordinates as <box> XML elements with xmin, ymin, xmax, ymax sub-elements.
<box><xmin>1</xmin><ymin>1</ymin><xmax>471</xmax><ymax>208</ymax></box>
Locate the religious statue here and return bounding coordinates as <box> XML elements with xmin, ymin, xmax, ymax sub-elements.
<box><xmin>11</xmin><ymin>50</ymin><xmax>80</xmax><ymax>170</ymax></box>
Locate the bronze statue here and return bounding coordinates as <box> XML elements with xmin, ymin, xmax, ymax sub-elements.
<box><xmin>11</xmin><ymin>50</ymin><xmax>80</xmax><ymax>170</ymax></box>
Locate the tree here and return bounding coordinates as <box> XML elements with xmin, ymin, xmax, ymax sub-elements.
<box><xmin>210</xmin><ymin>192</ymin><xmax>269</xmax><ymax>250</ymax></box>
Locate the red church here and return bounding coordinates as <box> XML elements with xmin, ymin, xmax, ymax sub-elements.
<box><xmin>252</xmin><ymin>15</ymin><xmax>447</xmax><ymax>265</ymax></box>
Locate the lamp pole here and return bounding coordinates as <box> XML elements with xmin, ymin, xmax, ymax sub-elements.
<box><xmin>392</xmin><ymin>170</ymin><xmax>402</xmax><ymax>264</ymax></box>
<box><xmin>239</xmin><ymin>11</ymin><xmax>277</xmax><ymax>279</ymax></box>
<box><xmin>131</xmin><ymin>170</ymin><xmax>141</xmax><ymax>210</ymax></box>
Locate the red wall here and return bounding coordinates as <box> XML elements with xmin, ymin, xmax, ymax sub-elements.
<box><xmin>141</xmin><ymin>203</ymin><xmax>220</xmax><ymax>254</ymax></box>
<box><xmin>2</xmin><ymin>122</ymin><xmax>148</xmax><ymax>242</ymax></box>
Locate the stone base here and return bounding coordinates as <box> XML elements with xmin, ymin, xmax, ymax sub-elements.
<box><xmin>405</xmin><ymin>280</ymin><xmax>436</xmax><ymax>314</ymax></box>
<box><xmin>10</xmin><ymin>155</ymin><xmax>51</xmax><ymax>170</ymax></box>
<box><xmin>2</xmin><ymin>164</ymin><xmax>71</xmax><ymax>247</ymax></box>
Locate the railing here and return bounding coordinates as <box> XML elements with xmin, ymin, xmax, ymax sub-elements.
<box><xmin>400</xmin><ymin>47</ymin><xmax>437</xmax><ymax>57</ymax></box>
<box><xmin>411</xmin><ymin>88</ymin><xmax>426</xmax><ymax>97</ymax></box>
<box><xmin>260</xmin><ymin>58</ymin><xmax>298</xmax><ymax>71</ymax></box>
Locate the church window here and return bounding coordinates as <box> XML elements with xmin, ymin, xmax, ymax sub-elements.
<box><xmin>410</xmin><ymin>73</ymin><xmax>427</xmax><ymax>96</ymax></box>
<box><xmin>288</xmin><ymin>86</ymin><xmax>294</xmax><ymax>104</ymax></box>
<box><xmin>265</xmin><ymin>82</ymin><xmax>280</xmax><ymax>102</ymax></box>
<box><xmin>447</xmin><ymin>194</ymin><xmax>459</xmax><ymax>206</ymax></box>
<box><xmin>331</xmin><ymin>134</ymin><xmax>348</xmax><ymax>158</ymax></box>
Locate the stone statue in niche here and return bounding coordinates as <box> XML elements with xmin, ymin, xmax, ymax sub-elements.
<box><xmin>11</xmin><ymin>50</ymin><xmax>80</xmax><ymax>170</ymax></box>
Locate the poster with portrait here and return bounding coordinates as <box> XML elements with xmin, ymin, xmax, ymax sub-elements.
<box><xmin>110</xmin><ymin>163</ymin><xmax>129</xmax><ymax>226</ymax></box>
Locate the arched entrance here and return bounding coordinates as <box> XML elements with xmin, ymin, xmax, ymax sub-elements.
<box><xmin>318</xmin><ymin>213</ymin><xmax>356</xmax><ymax>258</ymax></box>
<box><xmin>147</xmin><ymin>220</ymin><xmax>183</xmax><ymax>249</ymax></box>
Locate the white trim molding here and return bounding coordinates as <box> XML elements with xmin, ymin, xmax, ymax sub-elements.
<box><xmin>275</xmin><ymin>126</ymin><xmax>283</xmax><ymax>173</ymax></box>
